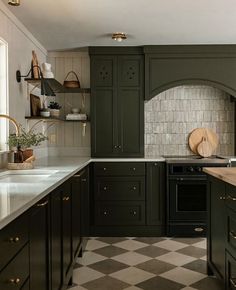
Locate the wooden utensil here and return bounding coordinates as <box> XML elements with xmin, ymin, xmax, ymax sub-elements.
<box><xmin>197</xmin><ymin>137</ymin><xmax>213</xmax><ymax>157</ymax></box>
<box><xmin>188</xmin><ymin>128</ymin><xmax>219</xmax><ymax>154</ymax></box>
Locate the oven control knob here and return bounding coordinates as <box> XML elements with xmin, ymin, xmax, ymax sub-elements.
<box><xmin>189</xmin><ymin>167</ymin><xmax>194</xmax><ymax>172</ymax></box>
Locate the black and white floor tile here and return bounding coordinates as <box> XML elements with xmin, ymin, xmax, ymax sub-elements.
<box><xmin>67</xmin><ymin>237</ymin><xmax>223</xmax><ymax>290</ymax></box>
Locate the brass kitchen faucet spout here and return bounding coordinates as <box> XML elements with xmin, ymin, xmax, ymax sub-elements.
<box><xmin>0</xmin><ymin>114</ymin><xmax>20</xmax><ymax>136</ymax></box>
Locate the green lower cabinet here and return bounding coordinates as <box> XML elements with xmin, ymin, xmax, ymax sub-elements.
<box><xmin>51</xmin><ymin>188</ymin><xmax>62</xmax><ymax>290</ymax></box>
<box><xmin>30</xmin><ymin>197</ymin><xmax>50</xmax><ymax>290</ymax></box>
<box><xmin>226</xmin><ymin>251</ymin><xmax>236</xmax><ymax>290</ymax></box>
<box><xmin>146</xmin><ymin>162</ymin><xmax>166</xmax><ymax>234</ymax></box>
<box><xmin>95</xmin><ymin>201</ymin><xmax>145</xmax><ymax>226</ymax></box>
<box><xmin>207</xmin><ymin>176</ymin><xmax>226</xmax><ymax>280</ymax></box>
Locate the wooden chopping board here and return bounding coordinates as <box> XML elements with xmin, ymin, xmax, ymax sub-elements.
<box><xmin>188</xmin><ymin>128</ymin><xmax>219</xmax><ymax>155</ymax></box>
<box><xmin>197</xmin><ymin>137</ymin><xmax>213</xmax><ymax>157</ymax></box>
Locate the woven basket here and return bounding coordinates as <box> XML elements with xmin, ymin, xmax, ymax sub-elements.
<box><xmin>63</xmin><ymin>71</ymin><xmax>81</xmax><ymax>88</ymax></box>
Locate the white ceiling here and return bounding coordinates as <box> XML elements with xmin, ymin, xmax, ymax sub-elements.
<box><xmin>2</xmin><ymin>0</ymin><xmax>236</xmax><ymax>50</ymax></box>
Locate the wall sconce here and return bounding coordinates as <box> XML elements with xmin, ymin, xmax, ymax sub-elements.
<box><xmin>112</xmin><ymin>32</ymin><xmax>127</xmax><ymax>42</ymax></box>
<box><xmin>8</xmin><ymin>0</ymin><xmax>20</xmax><ymax>6</ymax></box>
<box><xmin>16</xmin><ymin>66</ymin><xmax>56</xmax><ymax>96</ymax></box>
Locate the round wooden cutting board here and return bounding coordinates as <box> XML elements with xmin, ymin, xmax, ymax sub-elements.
<box><xmin>188</xmin><ymin>128</ymin><xmax>219</xmax><ymax>155</ymax></box>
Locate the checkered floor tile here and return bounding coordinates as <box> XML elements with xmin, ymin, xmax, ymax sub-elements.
<box><xmin>67</xmin><ymin>237</ymin><xmax>223</xmax><ymax>290</ymax></box>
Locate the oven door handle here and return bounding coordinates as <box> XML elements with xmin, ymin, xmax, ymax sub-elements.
<box><xmin>169</xmin><ymin>177</ymin><xmax>207</xmax><ymax>182</ymax></box>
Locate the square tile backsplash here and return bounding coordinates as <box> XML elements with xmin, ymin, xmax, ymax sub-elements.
<box><xmin>145</xmin><ymin>86</ymin><xmax>235</xmax><ymax>157</ymax></box>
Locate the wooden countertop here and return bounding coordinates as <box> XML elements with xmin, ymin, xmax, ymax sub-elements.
<box><xmin>203</xmin><ymin>167</ymin><xmax>236</xmax><ymax>186</ymax></box>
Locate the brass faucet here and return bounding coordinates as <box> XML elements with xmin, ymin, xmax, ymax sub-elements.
<box><xmin>0</xmin><ymin>114</ymin><xmax>20</xmax><ymax>136</ymax></box>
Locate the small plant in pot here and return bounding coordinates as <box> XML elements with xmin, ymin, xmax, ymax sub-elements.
<box><xmin>48</xmin><ymin>101</ymin><xmax>62</xmax><ymax>118</ymax></box>
<box><xmin>8</xmin><ymin>126</ymin><xmax>48</xmax><ymax>161</ymax></box>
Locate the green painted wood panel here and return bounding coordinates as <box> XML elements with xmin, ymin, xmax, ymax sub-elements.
<box><xmin>146</xmin><ymin>162</ymin><xmax>166</xmax><ymax>227</ymax></box>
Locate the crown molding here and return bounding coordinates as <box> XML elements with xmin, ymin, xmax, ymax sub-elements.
<box><xmin>0</xmin><ymin>1</ymin><xmax>47</xmax><ymax>56</ymax></box>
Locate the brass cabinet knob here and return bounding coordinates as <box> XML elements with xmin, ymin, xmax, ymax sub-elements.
<box><xmin>81</xmin><ymin>178</ymin><xmax>87</xmax><ymax>182</ymax></box>
<box><xmin>103</xmin><ymin>211</ymin><xmax>108</xmax><ymax>215</ymax></box>
<box><xmin>219</xmin><ymin>196</ymin><xmax>226</xmax><ymax>200</ymax></box>
<box><xmin>133</xmin><ymin>211</ymin><xmax>137</xmax><ymax>215</ymax></box>
<box><xmin>9</xmin><ymin>237</ymin><xmax>20</xmax><ymax>243</ymax></box>
<box><xmin>9</xmin><ymin>278</ymin><xmax>21</xmax><ymax>284</ymax></box>
<box><xmin>132</xmin><ymin>167</ymin><xmax>136</xmax><ymax>171</ymax></box>
<box><xmin>103</xmin><ymin>167</ymin><xmax>107</xmax><ymax>171</ymax></box>
<box><xmin>132</xmin><ymin>186</ymin><xmax>137</xmax><ymax>190</ymax></box>
<box><xmin>63</xmin><ymin>196</ymin><xmax>70</xmax><ymax>201</ymax></box>
<box><xmin>118</xmin><ymin>145</ymin><xmax>121</xmax><ymax>149</ymax></box>
<box><xmin>103</xmin><ymin>186</ymin><xmax>107</xmax><ymax>191</ymax></box>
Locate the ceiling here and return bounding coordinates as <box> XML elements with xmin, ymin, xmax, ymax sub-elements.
<box><xmin>2</xmin><ymin>0</ymin><xmax>236</xmax><ymax>50</ymax></box>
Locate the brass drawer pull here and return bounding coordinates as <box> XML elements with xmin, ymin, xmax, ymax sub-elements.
<box><xmin>194</xmin><ymin>227</ymin><xmax>204</xmax><ymax>232</ymax></box>
<box><xmin>9</xmin><ymin>237</ymin><xmax>20</xmax><ymax>243</ymax></box>
<box><xmin>73</xmin><ymin>174</ymin><xmax>81</xmax><ymax>178</ymax></box>
<box><xmin>227</xmin><ymin>195</ymin><xmax>236</xmax><ymax>201</ymax></box>
<box><xmin>103</xmin><ymin>186</ymin><xmax>107</xmax><ymax>191</ymax></box>
<box><xmin>81</xmin><ymin>178</ymin><xmax>87</xmax><ymax>182</ymax></box>
<box><xmin>36</xmin><ymin>200</ymin><xmax>48</xmax><ymax>207</ymax></box>
<box><xmin>9</xmin><ymin>278</ymin><xmax>21</xmax><ymax>285</ymax></box>
<box><xmin>230</xmin><ymin>278</ymin><xmax>236</xmax><ymax>288</ymax></box>
<box><xmin>63</xmin><ymin>196</ymin><xmax>70</xmax><ymax>201</ymax></box>
<box><xmin>230</xmin><ymin>231</ymin><xmax>236</xmax><ymax>239</ymax></box>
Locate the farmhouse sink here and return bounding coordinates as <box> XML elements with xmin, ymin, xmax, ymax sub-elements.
<box><xmin>0</xmin><ymin>170</ymin><xmax>58</xmax><ymax>183</ymax></box>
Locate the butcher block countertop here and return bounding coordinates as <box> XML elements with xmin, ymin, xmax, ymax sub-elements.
<box><xmin>203</xmin><ymin>167</ymin><xmax>236</xmax><ymax>187</ymax></box>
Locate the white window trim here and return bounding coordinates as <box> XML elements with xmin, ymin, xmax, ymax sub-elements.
<box><xmin>0</xmin><ymin>37</ymin><xmax>9</xmax><ymax>152</ymax></box>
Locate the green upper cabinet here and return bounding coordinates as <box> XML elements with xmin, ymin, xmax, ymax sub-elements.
<box><xmin>90</xmin><ymin>48</ymin><xmax>144</xmax><ymax>157</ymax></box>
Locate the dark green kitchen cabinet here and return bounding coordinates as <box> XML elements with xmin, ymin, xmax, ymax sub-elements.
<box><xmin>80</xmin><ymin>166</ymin><xmax>90</xmax><ymax>237</ymax></box>
<box><xmin>90</xmin><ymin>50</ymin><xmax>144</xmax><ymax>157</ymax></box>
<box><xmin>146</xmin><ymin>162</ymin><xmax>166</xmax><ymax>234</ymax></box>
<box><xmin>51</xmin><ymin>188</ymin><xmax>62</xmax><ymax>290</ymax></box>
<box><xmin>62</xmin><ymin>182</ymin><xmax>72</xmax><ymax>287</ymax></box>
<box><xmin>207</xmin><ymin>176</ymin><xmax>226</xmax><ymax>281</ymax></box>
<box><xmin>29</xmin><ymin>197</ymin><xmax>50</xmax><ymax>290</ymax></box>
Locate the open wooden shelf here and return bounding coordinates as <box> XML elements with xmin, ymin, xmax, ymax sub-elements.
<box><xmin>24</xmin><ymin>78</ymin><xmax>91</xmax><ymax>94</ymax></box>
<box><xmin>25</xmin><ymin>116</ymin><xmax>90</xmax><ymax>122</ymax></box>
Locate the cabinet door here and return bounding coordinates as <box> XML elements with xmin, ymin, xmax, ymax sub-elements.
<box><xmin>72</xmin><ymin>174</ymin><xmax>81</xmax><ymax>258</ymax></box>
<box><xmin>208</xmin><ymin>176</ymin><xmax>226</xmax><ymax>280</ymax></box>
<box><xmin>51</xmin><ymin>189</ymin><xmax>62</xmax><ymax>290</ymax></box>
<box><xmin>30</xmin><ymin>197</ymin><xmax>50</xmax><ymax>290</ymax></box>
<box><xmin>62</xmin><ymin>182</ymin><xmax>72</xmax><ymax>284</ymax></box>
<box><xmin>117</xmin><ymin>56</ymin><xmax>144</xmax><ymax>157</ymax></box>
<box><xmin>91</xmin><ymin>56</ymin><xmax>118</xmax><ymax>157</ymax></box>
<box><xmin>146</xmin><ymin>162</ymin><xmax>165</xmax><ymax>228</ymax></box>
<box><xmin>80</xmin><ymin>167</ymin><xmax>90</xmax><ymax>237</ymax></box>
<box><xmin>226</xmin><ymin>251</ymin><xmax>236</xmax><ymax>290</ymax></box>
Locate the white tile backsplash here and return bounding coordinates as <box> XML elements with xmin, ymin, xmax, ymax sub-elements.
<box><xmin>145</xmin><ymin>85</ymin><xmax>235</xmax><ymax>157</ymax></box>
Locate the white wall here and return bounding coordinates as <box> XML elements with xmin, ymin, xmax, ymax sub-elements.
<box><xmin>0</xmin><ymin>2</ymin><xmax>47</xmax><ymax>167</ymax></box>
<box><xmin>47</xmin><ymin>51</ymin><xmax>90</xmax><ymax>157</ymax></box>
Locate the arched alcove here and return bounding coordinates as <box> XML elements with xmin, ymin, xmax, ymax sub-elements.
<box><xmin>145</xmin><ymin>85</ymin><xmax>235</xmax><ymax>157</ymax></box>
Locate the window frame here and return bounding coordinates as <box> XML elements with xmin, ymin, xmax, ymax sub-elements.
<box><xmin>0</xmin><ymin>37</ymin><xmax>9</xmax><ymax>152</ymax></box>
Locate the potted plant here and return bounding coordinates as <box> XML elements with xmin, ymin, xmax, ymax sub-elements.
<box><xmin>8</xmin><ymin>126</ymin><xmax>48</xmax><ymax>160</ymax></box>
<box><xmin>48</xmin><ymin>101</ymin><xmax>62</xmax><ymax>118</ymax></box>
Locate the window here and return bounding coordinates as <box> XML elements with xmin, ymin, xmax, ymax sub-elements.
<box><xmin>0</xmin><ymin>38</ymin><xmax>9</xmax><ymax>151</ymax></box>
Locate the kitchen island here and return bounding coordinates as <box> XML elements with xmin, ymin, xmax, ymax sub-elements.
<box><xmin>204</xmin><ymin>167</ymin><xmax>236</xmax><ymax>290</ymax></box>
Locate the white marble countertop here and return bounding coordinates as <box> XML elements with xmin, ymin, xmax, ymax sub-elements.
<box><xmin>0</xmin><ymin>156</ymin><xmax>165</xmax><ymax>230</ymax></box>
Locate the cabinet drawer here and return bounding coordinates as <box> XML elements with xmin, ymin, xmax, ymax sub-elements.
<box><xmin>226</xmin><ymin>251</ymin><xmax>236</xmax><ymax>290</ymax></box>
<box><xmin>226</xmin><ymin>184</ymin><xmax>236</xmax><ymax>211</ymax></box>
<box><xmin>0</xmin><ymin>213</ymin><xmax>29</xmax><ymax>271</ymax></box>
<box><xmin>94</xmin><ymin>162</ymin><xmax>145</xmax><ymax>176</ymax></box>
<box><xmin>227</xmin><ymin>207</ymin><xmax>236</xmax><ymax>253</ymax></box>
<box><xmin>95</xmin><ymin>177</ymin><xmax>145</xmax><ymax>201</ymax></box>
<box><xmin>95</xmin><ymin>201</ymin><xmax>145</xmax><ymax>225</ymax></box>
<box><xmin>0</xmin><ymin>244</ymin><xmax>29</xmax><ymax>290</ymax></box>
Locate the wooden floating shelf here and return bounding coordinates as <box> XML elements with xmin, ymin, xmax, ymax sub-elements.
<box><xmin>25</xmin><ymin>116</ymin><xmax>90</xmax><ymax>122</ymax></box>
<box><xmin>24</xmin><ymin>78</ymin><xmax>91</xmax><ymax>94</ymax></box>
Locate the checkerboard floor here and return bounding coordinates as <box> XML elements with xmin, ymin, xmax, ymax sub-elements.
<box><xmin>67</xmin><ymin>237</ymin><xmax>223</xmax><ymax>290</ymax></box>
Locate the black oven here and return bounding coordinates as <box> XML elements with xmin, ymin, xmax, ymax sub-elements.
<box><xmin>166</xmin><ymin>160</ymin><xmax>229</xmax><ymax>237</ymax></box>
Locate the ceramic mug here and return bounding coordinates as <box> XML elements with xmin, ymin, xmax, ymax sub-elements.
<box><xmin>71</xmin><ymin>108</ymin><xmax>79</xmax><ymax>114</ymax></box>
